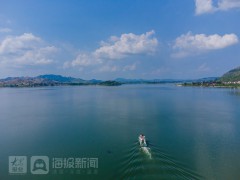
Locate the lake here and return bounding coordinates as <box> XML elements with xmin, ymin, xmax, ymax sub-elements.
<box><xmin>0</xmin><ymin>84</ymin><xmax>240</xmax><ymax>179</ymax></box>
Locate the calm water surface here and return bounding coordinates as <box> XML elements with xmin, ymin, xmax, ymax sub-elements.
<box><xmin>0</xmin><ymin>84</ymin><xmax>240</xmax><ymax>179</ymax></box>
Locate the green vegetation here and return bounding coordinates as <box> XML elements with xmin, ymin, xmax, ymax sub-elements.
<box><xmin>182</xmin><ymin>82</ymin><xmax>240</xmax><ymax>88</ymax></box>
<box><xmin>98</xmin><ymin>81</ymin><xmax>122</xmax><ymax>86</ymax></box>
<box><xmin>182</xmin><ymin>66</ymin><xmax>240</xmax><ymax>88</ymax></box>
<box><xmin>219</xmin><ymin>67</ymin><xmax>240</xmax><ymax>82</ymax></box>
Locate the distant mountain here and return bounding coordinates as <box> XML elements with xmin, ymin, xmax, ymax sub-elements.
<box><xmin>0</xmin><ymin>74</ymin><xmax>115</xmax><ymax>87</ymax></box>
<box><xmin>114</xmin><ymin>77</ymin><xmax>218</xmax><ymax>84</ymax></box>
<box><xmin>37</xmin><ymin>74</ymin><xmax>77</xmax><ymax>82</ymax></box>
<box><xmin>219</xmin><ymin>66</ymin><xmax>240</xmax><ymax>82</ymax></box>
<box><xmin>115</xmin><ymin>78</ymin><xmax>182</xmax><ymax>84</ymax></box>
<box><xmin>88</xmin><ymin>79</ymin><xmax>103</xmax><ymax>84</ymax></box>
<box><xmin>114</xmin><ymin>78</ymin><xmax>146</xmax><ymax>84</ymax></box>
<box><xmin>190</xmin><ymin>77</ymin><xmax>219</xmax><ymax>83</ymax></box>
<box><xmin>37</xmin><ymin>74</ymin><xmax>88</xmax><ymax>83</ymax></box>
<box><xmin>0</xmin><ymin>74</ymin><xmax>223</xmax><ymax>88</ymax></box>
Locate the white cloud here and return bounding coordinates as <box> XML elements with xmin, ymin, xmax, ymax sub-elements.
<box><xmin>195</xmin><ymin>0</ymin><xmax>215</xmax><ymax>15</ymax></box>
<box><xmin>195</xmin><ymin>0</ymin><xmax>240</xmax><ymax>15</ymax></box>
<box><xmin>0</xmin><ymin>33</ymin><xmax>41</xmax><ymax>54</ymax></box>
<box><xmin>197</xmin><ymin>63</ymin><xmax>211</xmax><ymax>72</ymax></box>
<box><xmin>123</xmin><ymin>63</ymin><xmax>137</xmax><ymax>71</ymax></box>
<box><xmin>64</xmin><ymin>53</ymin><xmax>102</xmax><ymax>68</ymax></box>
<box><xmin>16</xmin><ymin>46</ymin><xmax>58</xmax><ymax>65</ymax></box>
<box><xmin>172</xmin><ymin>32</ymin><xmax>238</xmax><ymax>57</ymax></box>
<box><xmin>218</xmin><ymin>0</ymin><xmax>240</xmax><ymax>10</ymax></box>
<box><xmin>94</xmin><ymin>30</ymin><xmax>158</xmax><ymax>59</ymax></box>
<box><xmin>151</xmin><ymin>67</ymin><xmax>171</xmax><ymax>75</ymax></box>
<box><xmin>64</xmin><ymin>31</ymin><xmax>157</xmax><ymax>73</ymax></box>
<box><xmin>0</xmin><ymin>33</ymin><xmax>58</xmax><ymax>66</ymax></box>
<box><xmin>0</xmin><ymin>28</ymin><xmax>12</xmax><ymax>33</ymax></box>
<box><xmin>98</xmin><ymin>65</ymin><xmax>118</xmax><ymax>72</ymax></box>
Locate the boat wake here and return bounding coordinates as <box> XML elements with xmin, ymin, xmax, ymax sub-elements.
<box><xmin>112</xmin><ymin>136</ymin><xmax>202</xmax><ymax>180</ymax></box>
<box><xmin>139</xmin><ymin>134</ymin><xmax>152</xmax><ymax>159</ymax></box>
<box><xmin>141</xmin><ymin>146</ymin><xmax>152</xmax><ymax>159</ymax></box>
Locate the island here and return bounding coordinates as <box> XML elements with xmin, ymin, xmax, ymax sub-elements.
<box><xmin>98</xmin><ymin>81</ymin><xmax>122</xmax><ymax>86</ymax></box>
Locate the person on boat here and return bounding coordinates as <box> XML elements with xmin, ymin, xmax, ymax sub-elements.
<box><xmin>140</xmin><ymin>134</ymin><xmax>145</xmax><ymax>144</ymax></box>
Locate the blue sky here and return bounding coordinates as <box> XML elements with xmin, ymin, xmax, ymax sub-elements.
<box><xmin>0</xmin><ymin>0</ymin><xmax>239</xmax><ymax>79</ymax></box>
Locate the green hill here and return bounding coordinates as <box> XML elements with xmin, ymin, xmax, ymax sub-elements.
<box><xmin>219</xmin><ymin>66</ymin><xmax>240</xmax><ymax>82</ymax></box>
<box><xmin>0</xmin><ymin>75</ymin><xmax>122</xmax><ymax>87</ymax></box>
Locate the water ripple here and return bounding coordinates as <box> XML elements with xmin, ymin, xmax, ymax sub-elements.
<box><xmin>113</xmin><ymin>140</ymin><xmax>202</xmax><ymax>180</ymax></box>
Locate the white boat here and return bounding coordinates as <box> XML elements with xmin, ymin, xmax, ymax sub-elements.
<box><xmin>139</xmin><ymin>134</ymin><xmax>147</xmax><ymax>147</ymax></box>
<box><xmin>139</xmin><ymin>134</ymin><xmax>152</xmax><ymax>159</ymax></box>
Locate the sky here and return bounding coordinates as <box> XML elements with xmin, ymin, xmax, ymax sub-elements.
<box><xmin>0</xmin><ymin>0</ymin><xmax>240</xmax><ymax>80</ymax></box>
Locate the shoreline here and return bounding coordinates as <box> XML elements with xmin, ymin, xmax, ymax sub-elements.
<box><xmin>180</xmin><ymin>83</ymin><xmax>240</xmax><ymax>89</ymax></box>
